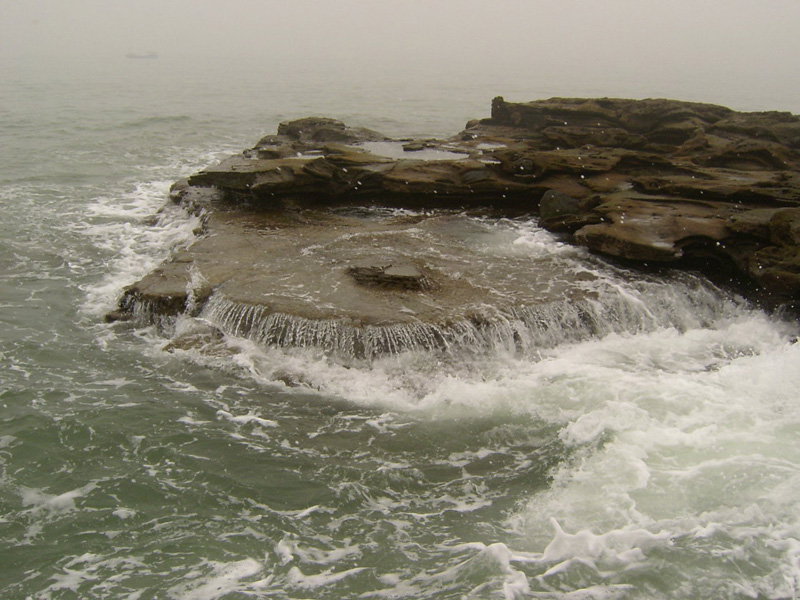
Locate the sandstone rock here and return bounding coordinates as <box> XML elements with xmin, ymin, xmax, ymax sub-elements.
<box><xmin>538</xmin><ymin>190</ymin><xmax>602</xmax><ymax>233</ymax></box>
<box><xmin>728</xmin><ymin>208</ymin><xmax>784</xmax><ymax>240</ymax></box>
<box><xmin>403</xmin><ymin>141</ymin><xmax>433</xmax><ymax>152</ymax></box>
<box><xmin>347</xmin><ymin>262</ymin><xmax>429</xmax><ymax>290</ymax></box>
<box><xmin>275</xmin><ymin>117</ymin><xmax>387</xmax><ymax>144</ymax></box>
<box><xmin>188</xmin><ymin>156</ymin><xmax>308</xmax><ymax>192</ymax></box>
<box><xmin>769</xmin><ymin>207</ymin><xmax>800</xmax><ymax>246</ymax></box>
<box><xmin>169</xmin><ymin>179</ymin><xmax>221</xmax><ymax>215</ymax></box>
<box><xmin>163</xmin><ymin>323</ymin><xmax>227</xmax><ymax>354</ymax></box>
<box><xmin>119</xmin><ymin>261</ymin><xmax>193</xmax><ymax>318</ymax></box>
<box><xmin>749</xmin><ymin>245</ymin><xmax>800</xmax><ymax>299</ymax></box>
<box><xmin>112</xmin><ymin>96</ymin><xmax>800</xmax><ymax>329</ymax></box>
<box><xmin>574</xmin><ymin>196</ymin><xmax>740</xmax><ymax>263</ymax></box>
<box><xmin>541</xmin><ymin>125</ymin><xmax>647</xmax><ymax>150</ymax></box>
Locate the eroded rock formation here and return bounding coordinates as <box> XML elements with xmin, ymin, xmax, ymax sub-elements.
<box><xmin>111</xmin><ymin>97</ymin><xmax>800</xmax><ymax>340</ymax></box>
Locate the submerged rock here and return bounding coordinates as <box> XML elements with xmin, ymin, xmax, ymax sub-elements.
<box><xmin>113</xmin><ymin>99</ymin><xmax>800</xmax><ymax>352</ymax></box>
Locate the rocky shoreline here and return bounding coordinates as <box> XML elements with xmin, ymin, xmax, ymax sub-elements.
<box><xmin>110</xmin><ymin>97</ymin><xmax>800</xmax><ymax>339</ymax></box>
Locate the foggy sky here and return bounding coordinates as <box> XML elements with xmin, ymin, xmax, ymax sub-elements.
<box><xmin>2</xmin><ymin>0</ymin><xmax>800</xmax><ymax>110</ymax></box>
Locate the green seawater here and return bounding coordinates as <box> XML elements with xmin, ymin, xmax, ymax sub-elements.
<box><xmin>1</xmin><ymin>54</ymin><xmax>800</xmax><ymax>599</ymax></box>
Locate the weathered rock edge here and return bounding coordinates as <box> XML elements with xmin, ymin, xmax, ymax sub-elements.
<box><xmin>112</xmin><ymin>97</ymin><xmax>800</xmax><ymax>327</ymax></box>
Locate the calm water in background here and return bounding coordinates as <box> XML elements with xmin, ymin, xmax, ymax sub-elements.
<box><xmin>2</xmin><ymin>54</ymin><xmax>800</xmax><ymax>599</ymax></box>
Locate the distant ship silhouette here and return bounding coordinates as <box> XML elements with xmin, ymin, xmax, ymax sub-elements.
<box><xmin>125</xmin><ymin>52</ymin><xmax>159</xmax><ymax>59</ymax></box>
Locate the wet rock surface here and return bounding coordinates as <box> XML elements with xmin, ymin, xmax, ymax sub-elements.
<box><xmin>114</xmin><ymin>97</ymin><xmax>800</xmax><ymax>336</ymax></box>
<box><xmin>347</xmin><ymin>262</ymin><xmax>429</xmax><ymax>290</ymax></box>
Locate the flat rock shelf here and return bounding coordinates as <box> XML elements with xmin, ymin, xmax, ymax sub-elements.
<box><xmin>109</xmin><ymin>97</ymin><xmax>800</xmax><ymax>358</ymax></box>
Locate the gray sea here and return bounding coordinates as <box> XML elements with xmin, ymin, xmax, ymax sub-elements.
<box><xmin>2</xmin><ymin>53</ymin><xmax>800</xmax><ymax>599</ymax></box>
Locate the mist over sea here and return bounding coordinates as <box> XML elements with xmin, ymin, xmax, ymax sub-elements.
<box><xmin>2</xmin><ymin>51</ymin><xmax>800</xmax><ymax>599</ymax></box>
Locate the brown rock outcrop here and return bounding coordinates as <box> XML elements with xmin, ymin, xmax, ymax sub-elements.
<box><xmin>483</xmin><ymin>97</ymin><xmax>800</xmax><ymax>304</ymax></box>
<box><xmin>113</xmin><ymin>97</ymin><xmax>800</xmax><ymax>334</ymax></box>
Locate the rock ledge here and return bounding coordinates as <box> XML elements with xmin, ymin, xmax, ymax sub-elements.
<box><xmin>112</xmin><ymin>96</ymin><xmax>800</xmax><ymax>335</ymax></box>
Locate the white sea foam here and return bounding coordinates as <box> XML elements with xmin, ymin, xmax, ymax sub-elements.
<box><xmin>185</xmin><ymin>302</ymin><xmax>799</xmax><ymax>598</ymax></box>
<box><xmin>539</xmin><ymin>519</ymin><xmax>672</xmax><ymax>571</ymax></box>
<box><xmin>20</xmin><ymin>482</ymin><xmax>98</xmax><ymax>516</ymax></box>
<box><xmin>387</xmin><ymin>542</ymin><xmax>533</xmax><ymax>600</ymax></box>
<box><xmin>276</xmin><ymin>536</ymin><xmax>362</xmax><ymax>566</ymax></box>
<box><xmin>286</xmin><ymin>565</ymin><xmax>368</xmax><ymax>589</ymax></box>
<box><xmin>80</xmin><ymin>181</ymin><xmax>202</xmax><ymax>317</ymax></box>
<box><xmin>215</xmin><ymin>409</ymin><xmax>278</xmax><ymax>428</ymax></box>
<box><xmin>496</xmin><ymin>318</ymin><xmax>800</xmax><ymax>597</ymax></box>
<box><xmin>167</xmin><ymin>558</ymin><xmax>266</xmax><ymax>600</ymax></box>
<box><xmin>511</xmin><ymin>220</ymin><xmax>578</xmax><ymax>256</ymax></box>
<box><xmin>124</xmin><ymin>247</ymin><xmax>798</xmax><ymax>599</ymax></box>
